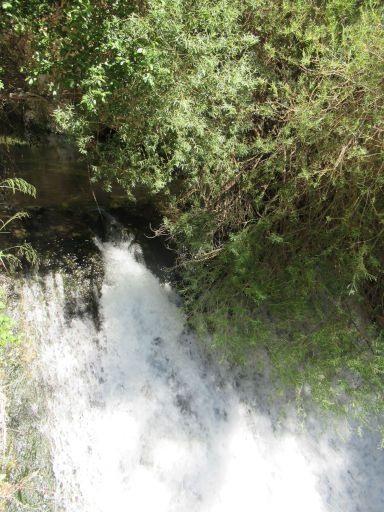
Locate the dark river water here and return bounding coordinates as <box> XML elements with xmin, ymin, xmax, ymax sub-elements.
<box><xmin>1</xmin><ymin>133</ymin><xmax>173</xmax><ymax>274</ymax></box>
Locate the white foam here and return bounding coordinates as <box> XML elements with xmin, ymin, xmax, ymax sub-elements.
<box><xmin>19</xmin><ymin>241</ymin><xmax>384</xmax><ymax>512</ymax></box>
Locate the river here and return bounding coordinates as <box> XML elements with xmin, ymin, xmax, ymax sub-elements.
<box><xmin>2</xmin><ymin>135</ymin><xmax>384</xmax><ymax>511</ymax></box>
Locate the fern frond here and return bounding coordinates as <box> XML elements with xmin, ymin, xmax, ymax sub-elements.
<box><xmin>0</xmin><ymin>178</ymin><xmax>36</xmax><ymax>198</ymax></box>
<box><xmin>0</xmin><ymin>252</ymin><xmax>21</xmax><ymax>271</ymax></box>
<box><xmin>15</xmin><ymin>243</ymin><xmax>38</xmax><ymax>266</ymax></box>
<box><xmin>0</xmin><ymin>211</ymin><xmax>30</xmax><ymax>232</ymax></box>
<box><xmin>0</xmin><ymin>243</ymin><xmax>38</xmax><ymax>270</ymax></box>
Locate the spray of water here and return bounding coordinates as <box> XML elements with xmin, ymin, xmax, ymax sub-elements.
<box><xmin>19</xmin><ymin>239</ymin><xmax>383</xmax><ymax>512</ymax></box>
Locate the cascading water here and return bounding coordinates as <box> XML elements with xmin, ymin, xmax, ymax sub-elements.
<box><xmin>16</xmin><ymin>237</ymin><xmax>383</xmax><ymax>512</ymax></box>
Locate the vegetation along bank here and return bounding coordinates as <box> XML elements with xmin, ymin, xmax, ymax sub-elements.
<box><xmin>0</xmin><ymin>1</ymin><xmax>383</xmax><ymax>434</ymax></box>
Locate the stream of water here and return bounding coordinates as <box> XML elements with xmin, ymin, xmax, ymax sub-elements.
<box><xmin>2</xmin><ymin>135</ymin><xmax>383</xmax><ymax>511</ymax></box>
<box><xmin>16</xmin><ymin>236</ymin><xmax>384</xmax><ymax>512</ymax></box>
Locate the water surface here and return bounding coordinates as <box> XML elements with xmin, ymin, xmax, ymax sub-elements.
<box><xmin>3</xmin><ymin>135</ymin><xmax>384</xmax><ymax>512</ymax></box>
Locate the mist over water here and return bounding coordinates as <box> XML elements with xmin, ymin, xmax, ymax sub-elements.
<box><xmin>18</xmin><ymin>239</ymin><xmax>383</xmax><ymax>512</ymax></box>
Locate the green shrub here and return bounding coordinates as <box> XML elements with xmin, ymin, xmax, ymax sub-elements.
<box><xmin>1</xmin><ymin>0</ymin><xmax>383</xmax><ymax>430</ymax></box>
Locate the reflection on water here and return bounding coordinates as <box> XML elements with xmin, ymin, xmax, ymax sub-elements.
<box><xmin>0</xmin><ymin>134</ymin><xmax>173</xmax><ymax>274</ymax></box>
<box><xmin>1</xmin><ymin>134</ymin><xmax>121</xmax><ymax>209</ymax></box>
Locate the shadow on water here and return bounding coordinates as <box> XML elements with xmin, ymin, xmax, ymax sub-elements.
<box><xmin>0</xmin><ymin>131</ymin><xmax>175</xmax><ymax>339</ymax></box>
<box><xmin>0</xmin><ymin>133</ymin><xmax>175</xmax><ymax>277</ymax></box>
<box><xmin>221</xmin><ymin>359</ymin><xmax>384</xmax><ymax>512</ymax></box>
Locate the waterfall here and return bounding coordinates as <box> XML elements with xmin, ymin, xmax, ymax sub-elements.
<box><xmin>17</xmin><ymin>238</ymin><xmax>383</xmax><ymax>512</ymax></box>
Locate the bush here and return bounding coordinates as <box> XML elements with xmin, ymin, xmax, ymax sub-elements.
<box><xmin>1</xmin><ymin>0</ymin><xmax>383</xmax><ymax>428</ymax></box>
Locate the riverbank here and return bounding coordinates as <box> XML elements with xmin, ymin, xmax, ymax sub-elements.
<box><xmin>0</xmin><ymin>280</ymin><xmax>54</xmax><ymax>512</ymax></box>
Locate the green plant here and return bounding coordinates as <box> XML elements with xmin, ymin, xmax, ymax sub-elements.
<box><xmin>1</xmin><ymin>0</ymin><xmax>383</xmax><ymax>432</ymax></box>
<box><xmin>0</xmin><ymin>178</ymin><xmax>37</xmax><ymax>270</ymax></box>
<box><xmin>0</xmin><ymin>292</ymin><xmax>54</xmax><ymax>512</ymax></box>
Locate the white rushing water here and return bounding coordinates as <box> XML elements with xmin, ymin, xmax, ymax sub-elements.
<box><xmin>19</xmin><ymin>239</ymin><xmax>383</xmax><ymax>512</ymax></box>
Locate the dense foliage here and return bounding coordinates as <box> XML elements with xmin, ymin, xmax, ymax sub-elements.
<box><xmin>1</xmin><ymin>0</ymin><xmax>383</xmax><ymax>427</ymax></box>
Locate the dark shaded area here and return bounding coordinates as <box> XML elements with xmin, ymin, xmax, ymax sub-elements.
<box><xmin>0</xmin><ymin>131</ymin><xmax>175</xmax><ymax>279</ymax></box>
